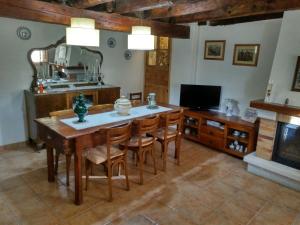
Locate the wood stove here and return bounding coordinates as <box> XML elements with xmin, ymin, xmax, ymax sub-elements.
<box><xmin>272</xmin><ymin>122</ymin><xmax>300</xmax><ymax>170</ymax></box>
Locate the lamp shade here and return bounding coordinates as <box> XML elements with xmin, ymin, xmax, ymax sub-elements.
<box><xmin>128</xmin><ymin>26</ymin><xmax>154</xmax><ymax>50</ymax></box>
<box><xmin>66</xmin><ymin>18</ymin><xmax>100</xmax><ymax>47</ymax></box>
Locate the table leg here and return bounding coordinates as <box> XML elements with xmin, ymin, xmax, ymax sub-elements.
<box><xmin>74</xmin><ymin>139</ymin><xmax>83</xmax><ymax>205</ymax></box>
<box><xmin>46</xmin><ymin>145</ymin><xmax>55</xmax><ymax>182</ymax></box>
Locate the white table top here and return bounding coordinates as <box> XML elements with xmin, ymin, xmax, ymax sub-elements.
<box><xmin>60</xmin><ymin>105</ymin><xmax>172</xmax><ymax>130</ymax></box>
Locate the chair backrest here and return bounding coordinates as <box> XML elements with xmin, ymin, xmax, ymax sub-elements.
<box><xmin>129</xmin><ymin>92</ymin><xmax>142</xmax><ymax>106</ymax></box>
<box><xmin>49</xmin><ymin>109</ymin><xmax>75</xmax><ymax>118</ymax></box>
<box><xmin>129</xmin><ymin>92</ymin><xmax>142</xmax><ymax>101</ymax></box>
<box><xmin>161</xmin><ymin>109</ymin><xmax>184</xmax><ymax>134</ymax></box>
<box><xmin>106</xmin><ymin>123</ymin><xmax>132</xmax><ymax>146</ymax></box>
<box><xmin>135</xmin><ymin>115</ymin><xmax>160</xmax><ymax>136</ymax></box>
<box><xmin>89</xmin><ymin>104</ymin><xmax>113</xmax><ymax>112</ymax></box>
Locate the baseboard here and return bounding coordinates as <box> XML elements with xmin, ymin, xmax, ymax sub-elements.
<box><xmin>0</xmin><ymin>141</ymin><xmax>29</xmax><ymax>151</ymax></box>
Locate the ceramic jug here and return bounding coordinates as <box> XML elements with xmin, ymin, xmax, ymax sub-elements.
<box><xmin>114</xmin><ymin>96</ymin><xmax>132</xmax><ymax>116</ymax></box>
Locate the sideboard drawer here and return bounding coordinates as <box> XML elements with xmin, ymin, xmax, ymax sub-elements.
<box><xmin>199</xmin><ymin>134</ymin><xmax>224</xmax><ymax>150</ymax></box>
<box><xmin>200</xmin><ymin>125</ymin><xmax>224</xmax><ymax>138</ymax></box>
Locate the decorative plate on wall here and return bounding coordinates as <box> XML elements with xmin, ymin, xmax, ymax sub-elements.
<box><xmin>124</xmin><ymin>50</ymin><xmax>132</xmax><ymax>60</ymax></box>
<box><xmin>107</xmin><ymin>37</ymin><xmax>116</xmax><ymax>48</ymax></box>
<box><xmin>16</xmin><ymin>26</ymin><xmax>31</xmax><ymax>40</ymax></box>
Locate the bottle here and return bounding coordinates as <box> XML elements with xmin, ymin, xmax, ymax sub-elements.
<box><xmin>38</xmin><ymin>82</ymin><xmax>44</xmax><ymax>93</ymax></box>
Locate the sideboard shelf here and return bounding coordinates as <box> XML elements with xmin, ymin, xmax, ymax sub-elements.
<box><xmin>183</xmin><ymin>110</ymin><xmax>259</xmax><ymax>158</ymax></box>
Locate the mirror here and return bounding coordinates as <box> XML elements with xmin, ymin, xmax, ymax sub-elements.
<box><xmin>28</xmin><ymin>37</ymin><xmax>104</xmax><ymax>91</ymax></box>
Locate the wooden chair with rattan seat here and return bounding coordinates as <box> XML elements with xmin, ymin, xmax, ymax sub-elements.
<box><xmin>84</xmin><ymin>122</ymin><xmax>131</xmax><ymax>201</ymax></box>
<box><xmin>129</xmin><ymin>92</ymin><xmax>142</xmax><ymax>106</ymax></box>
<box><xmin>125</xmin><ymin>115</ymin><xmax>159</xmax><ymax>185</ymax></box>
<box><xmin>49</xmin><ymin>104</ymin><xmax>114</xmax><ymax>186</ymax></box>
<box><xmin>49</xmin><ymin>109</ymin><xmax>75</xmax><ymax>186</ymax></box>
<box><xmin>157</xmin><ymin>109</ymin><xmax>183</xmax><ymax>171</ymax></box>
<box><xmin>49</xmin><ymin>109</ymin><xmax>75</xmax><ymax>118</ymax></box>
<box><xmin>88</xmin><ymin>104</ymin><xmax>113</xmax><ymax>112</ymax></box>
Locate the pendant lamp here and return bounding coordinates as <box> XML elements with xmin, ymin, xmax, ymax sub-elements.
<box><xmin>128</xmin><ymin>26</ymin><xmax>154</xmax><ymax>50</ymax></box>
<box><xmin>66</xmin><ymin>18</ymin><xmax>100</xmax><ymax>47</ymax></box>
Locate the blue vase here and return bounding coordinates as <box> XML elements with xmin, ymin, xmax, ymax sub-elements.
<box><xmin>74</xmin><ymin>94</ymin><xmax>88</xmax><ymax>122</ymax></box>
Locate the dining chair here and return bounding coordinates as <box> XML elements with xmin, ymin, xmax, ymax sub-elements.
<box><xmin>89</xmin><ymin>104</ymin><xmax>113</xmax><ymax>112</ymax></box>
<box><xmin>129</xmin><ymin>92</ymin><xmax>142</xmax><ymax>106</ymax></box>
<box><xmin>157</xmin><ymin>109</ymin><xmax>183</xmax><ymax>171</ymax></box>
<box><xmin>125</xmin><ymin>115</ymin><xmax>159</xmax><ymax>185</ymax></box>
<box><xmin>49</xmin><ymin>109</ymin><xmax>75</xmax><ymax>118</ymax></box>
<box><xmin>49</xmin><ymin>109</ymin><xmax>75</xmax><ymax>186</ymax></box>
<box><xmin>49</xmin><ymin>103</ymin><xmax>114</xmax><ymax>186</ymax></box>
<box><xmin>84</xmin><ymin>122</ymin><xmax>131</xmax><ymax>201</ymax></box>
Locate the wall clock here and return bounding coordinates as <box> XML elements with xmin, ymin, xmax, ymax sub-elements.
<box><xmin>124</xmin><ymin>50</ymin><xmax>132</xmax><ymax>60</ymax></box>
<box><xmin>16</xmin><ymin>26</ymin><xmax>32</xmax><ymax>40</ymax></box>
<box><xmin>107</xmin><ymin>37</ymin><xmax>116</xmax><ymax>48</ymax></box>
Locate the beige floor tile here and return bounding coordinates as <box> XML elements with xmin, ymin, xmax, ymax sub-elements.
<box><xmin>271</xmin><ymin>188</ymin><xmax>300</xmax><ymax>211</ymax></box>
<box><xmin>292</xmin><ymin>213</ymin><xmax>300</xmax><ymax>225</ymax></box>
<box><xmin>204</xmin><ymin>180</ymin><xmax>239</xmax><ymax>199</ymax></box>
<box><xmin>249</xmin><ymin>203</ymin><xmax>298</xmax><ymax>225</ymax></box>
<box><xmin>218</xmin><ymin>199</ymin><xmax>257</xmax><ymax>225</ymax></box>
<box><xmin>201</xmin><ymin>211</ymin><xmax>242</xmax><ymax>225</ymax></box>
<box><xmin>229</xmin><ymin>190</ymin><xmax>266</xmax><ymax>213</ymax></box>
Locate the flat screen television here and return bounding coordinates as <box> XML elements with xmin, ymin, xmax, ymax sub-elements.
<box><xmin>180</xmin><ymin>84</ymin><xmax>221</xmax><ymax>110</ymax></box>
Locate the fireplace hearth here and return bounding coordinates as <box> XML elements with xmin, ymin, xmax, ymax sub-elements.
<box><xmin>273</xmin><ymin>122</ymin><xmax>300</xmax><ymax>170</ymax></box>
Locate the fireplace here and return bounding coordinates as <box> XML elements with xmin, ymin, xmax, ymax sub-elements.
<box><xmin>245</xmin><ymin>101</ymin><xmax>300</xmax><ymax>191</ymax></box>
<box><xmin>272</xmin><ymin>122</ymin><xmax>300</xmax><ymax>170</ymax></box>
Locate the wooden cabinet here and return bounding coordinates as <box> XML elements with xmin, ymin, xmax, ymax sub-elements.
<box><xmin>25</xmin><ymin>87</ymin><xmax>120</xmax><ymax>146</ymax></box>
<box><xmin>183</xmin><ymin>109</ymin><xmax>259</xmax><ymax>158</ymax></box>
<box><xmin>98</xmin><ymin>87</ymin><xmax>120</xmax><ymax>104</ymax></box>
<box><xmin>144</xmin><ymin>37</ymin><xmax>171</xmax><ymax>104</ymax></box>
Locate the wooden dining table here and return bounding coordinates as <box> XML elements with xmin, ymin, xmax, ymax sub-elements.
<box><xmin>35</xmin><ymin>104</ymin><xmax>180</xmax><ymax>205</ymax></box>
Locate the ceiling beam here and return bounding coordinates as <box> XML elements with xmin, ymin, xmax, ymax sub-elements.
<box><xmin>198</xmin><ymin>12</ymin><xmax>284</xmax><ymax>26</ymax></box>
<box><xmin>73</xmin><ymin>0</ymin><xmax>114</xmax><ymax>9</ymax></box>
<box><xmin>0</xmin><ymin>0</ymin><xmax>190</xmax><ymax>38</ymax></box>
<box><xmin>144</xmin><ymin>0</ymin><xmax>218</xmax><ymax>19</ymax></box>
<box><xmin>114</xmin><ymin>0</ymin><xmax>173</xmax><ymax>14</ymax></box>
<box><xmin>173</xmin><ymin>0</ymin><xmax>300</xmax><ymax>24</ymax></box>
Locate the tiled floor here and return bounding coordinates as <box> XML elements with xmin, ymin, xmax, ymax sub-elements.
<box><xmin>0</xmin><ymin>140</ymin><xmax>300</xmax><ymax>225</ymax></box>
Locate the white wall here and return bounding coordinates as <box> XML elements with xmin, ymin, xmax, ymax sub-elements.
<box><xmin>267</xmin><ymin>10</ymin><xmax>300</xmax><ymax>106</ymax></box>
<box><xmin>0</xmin><ymin>17</ymin><xmax>144</xmax><ymax>146</ymax></box>
<box><xmin>170</xmin><ymin>19</ymin><xmax>282</xmax><ymax>114</ymax></box>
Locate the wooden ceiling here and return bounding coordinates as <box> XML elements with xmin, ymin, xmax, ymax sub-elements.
<box><xmin>1</xmin><ymin>0</ymin><xmax>300</xmax><ymax>39</ymax></box>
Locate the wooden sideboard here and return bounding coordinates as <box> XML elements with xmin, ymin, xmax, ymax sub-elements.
<box><xmin>183</xmin><ymin>109</ymin><xmax>259</xmax><ymax>158</ymax></box>
<box><xmin>25</xmin><ymin>86</ymin><xmax>120</xmax><ymax>147</ymax></box>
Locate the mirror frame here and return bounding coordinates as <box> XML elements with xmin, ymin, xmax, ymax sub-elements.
<box><xmin>27</xmin><ymin>36</ymin><xmax>103</xmax><ymax>91</ymax></box>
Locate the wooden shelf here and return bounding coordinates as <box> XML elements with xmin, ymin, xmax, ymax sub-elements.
<box><xmin>224</xmin><ymin>148</ymin><xmax>245</xmax><ymax>158</ymax></box>
<box><xmin>227</xmin><ymin>135</ymin><xmax>249</xmax><ymax>144</ymax></box>
<box><xmin>183</xmin><ymin>134</ymin><xmax>199</xmax><ymax>142</ymax></box>
<box><xmin>250</xmin><ymin>99</ymin><xmax>300</xmax><ymax>117</ymax></box>
<box><xmin>183</xmin><ymin>123</ymin><xmax>198</xmax><ymax>129</ymax></box>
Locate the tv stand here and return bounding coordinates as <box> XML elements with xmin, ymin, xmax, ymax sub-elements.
<box><xmin>183</xmin><ymin>109</ymin><xmax>259</xmax><ymax>158</ymax></box>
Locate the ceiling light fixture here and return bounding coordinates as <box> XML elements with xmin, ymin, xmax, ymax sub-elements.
<box><xmin>66</xmin><ymin>18</ymin><xmax>100</xmax><ymax>47</ymax></box>
<box><xmin>128</xmin><ymin>26</ymin><xmax>155</xmax><ymax>50</ymax></box>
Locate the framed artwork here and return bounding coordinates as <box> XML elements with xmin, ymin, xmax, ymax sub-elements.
<box><xmin>147</xmin><ymin>51</ymin><xmax>157</xmax><ymax>66</ymax></box>
<box><xmin>291</xmin><ymin>56</ymin><xmax>300</xmax><ymax>92</ymax></box>
<box><xmin>204</xmin><ymin>40</ymin><xmax>226</xmax><ymax>60</ymax></box>
<box><xmin>159</xmin><ymin>37</ymin><xmax>169</xmax><ymax>49</ymax></box>
<box><xmin>233</xmin><ymin>44</ymin><xmax>260</xmax><ymax>66</ymax></box>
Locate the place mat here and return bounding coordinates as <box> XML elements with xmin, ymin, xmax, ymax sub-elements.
<box><xmin>60</xmin><ymin>105</ymin><xmax>172</xmax><ymax>130</ymax></box>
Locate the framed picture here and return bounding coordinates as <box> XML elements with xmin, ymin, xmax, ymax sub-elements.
<box><xmin>291</xmin><ymin>56</ymin><xmax>300</xmax><ymax>92</ymax></box>
<box><xmin>147</xmin><ymin>51</ymin><xmax>157</xmax><ymax>66</ymax></box>
<box><xmin>204</xmin><ymin>40</ymin><xmax>226</xmax><ymax>60</ymax></box>
<box><xmin>233</xmin><ymin>44</ymin><xmax>260</xmax><ymax>66</ymax></box>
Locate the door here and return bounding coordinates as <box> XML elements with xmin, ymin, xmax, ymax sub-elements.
<box><xmin>144</xmin><ymin>37</ymin><xmax>171</xmax><ymax>104</ymax></box>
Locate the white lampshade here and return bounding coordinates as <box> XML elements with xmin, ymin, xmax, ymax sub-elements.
<box><xmin>66</xmin><ymin>18</ymin><xmax>100</xmax><ymax>47</ymax></box>
<box><xmin>128</xmin><ymin>26</ymin><xmax>155</xmax><ymax>50</ymax></box>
